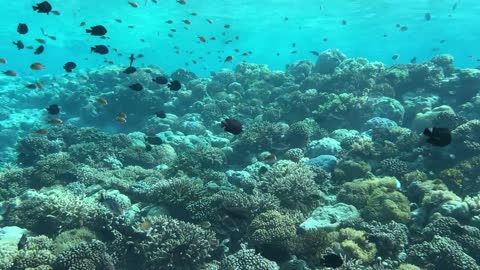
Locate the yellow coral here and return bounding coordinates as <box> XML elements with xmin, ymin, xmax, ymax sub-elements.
<box><xmin>338</xmin><ymin>228</ymin><xmax>377</xmax><ymax>263</ymax></box>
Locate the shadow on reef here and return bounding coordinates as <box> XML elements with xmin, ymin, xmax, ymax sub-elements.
<box><xmin>1</xmin><ymin>49</ymin><xmax>480</xmax><ymax>270</ymax></box>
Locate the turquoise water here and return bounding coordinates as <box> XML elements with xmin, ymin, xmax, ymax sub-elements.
<box><xmin>1</xmin><ymin>0</ymin><xmax>478</xmax><ymax>77</ymax></box>
<box><xmin>2</xmin><ymin>1</ymin><xmax>480</xmax><ymax>270</ymax></box>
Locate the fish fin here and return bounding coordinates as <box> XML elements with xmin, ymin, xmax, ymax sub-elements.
<box><xmin>86</xmin><ymin>29</ymin><xmax>91</xmax><ymax>33</ymax></box>
<box><xmin>423</xmin><ymin>128</ymin><xmax>432</xmax><ymax>137</ymax></box>
<box><xmin>32</xmin><ymin>6</ymin><xmax>38</xmax><ymax>11</ymax></box>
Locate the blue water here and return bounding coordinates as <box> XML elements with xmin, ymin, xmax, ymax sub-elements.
<box><xmin>1</xmin><ymin>0</ymin><xmax>478</xmax><ymax>78</ymax></box>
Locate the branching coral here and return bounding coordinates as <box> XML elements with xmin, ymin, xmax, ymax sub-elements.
<box><xmin>53</xmin><ymin>240</ymin><xmax>114</xmax><ymax>270</ymax></box>
<box><xmin>136</xmin><ymin>216</ymin><xmax>217</xmax><ymax>270</ymax></box>
<box><xmin>261</xmin><ymin>160</ymin><xmax>323</xmax><ymax>213</ymax></box>
<box><xmin>248</xmin><ymin>210</ymin><xmax>298</xmax><ymax>251</ymax></box>
<box><xmin>337</xmin><ymin>228</ymin><xmax>377</xmax><ymax>263</ymax></box>
<box><xmin>220</xmin><ymin>246</ymin><xmax>279</xmax><ymax>270</ymax></box>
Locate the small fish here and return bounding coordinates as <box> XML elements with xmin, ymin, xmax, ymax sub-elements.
<box><xmin>35</xmin><ymin>38</ymin><xmax>46</xmax><ymax>44</ymax></box>
<box><xmin>17</xmin><ymin>234</ymin><xmax>28</xmax><ymax>250</ymax></box>
<box><xmin>51</xmin><ymin>10</ymin><xmax>60</xmax><ymax>15</ymax></box>
<box><xmin>310</xmin><ymin>50</ymin><xmax>319</xmax><ymax>56</ymax></box>
<box><xmin>198</xmin><ymin>36</ymin><xmax>206</xmax><ymax>42</ymax></box>
<box><xmin>224</xmin><ymin>24</ymin><xmax>231</xmax><ymax>28</ymax></box>
<box><xmin>46</xmin><ymin>104</ymin><xmax>60</xmax><ymax>115</ymax></box>
<box><xmin>0</xmin><ymin>58</ymin><xmax>6</xmax><ymax>64</ymax></box>
<box><xmin>96</xmin><ymin>97</ymin><xmax>108</xmax><ymax>105</ymax></box>
<box><xmin>152</xmin><ymin>76</ymin><xmax>168</xmax><ymax>84</ymax></box>
<box><xmin>17</xmin><ymin>23</ymin><xmax>28</xmax><ymax>34</ymax></box>
<box><xmin>425</xmin><ymin>12</ymin><xmax>431</xmax><ymax>21</ymax></box>
<box><xmin>47</xmin><ymin>35</ymin><xmax>56</xmax><ymax>40</ymax></box>
<box><xmin>410</xmin><ymin>57</ymin><xmax>417</xmax><ymax>64</ymax></box>
<box><xmin>452</xmin><ymin>2</ymin><xmax>458</xmax><ymax>11</ymax></box>
<box><xmin>33</xmin><ymin>1</ymin><xmax>52</xmax><ymax>14</ymax></box>
<box><xmin>91</xmin><ymin>45</ymin><xmax>109</xmax><ymax>54</ymax></box>
<box><xmin>177</xmin><ymin>0</ymin><xmax>186</xmax><ymax>5</ymax></box>
<box><xmin>206</xmin><ymin>18</ymin><xmax>213</xmax><ymax>24</ymax></box>
<box><xmin>34</xmin><ymin>128</ymin><xmax>49</xmax><ymax>135</ymax></box>
<box><xmin>13</xmin><ymin>40</ymin><xmax>24</xmax><ymax>50</ymax></box>
<box><xmin>124</xmin><ymin>66</ymin><xmax>137</xmax><ymax>74</ymax></box>
<box><xmin>3</xmin><ymin>70</ymin><xmax>17</xmax><ymax>77</ymax></box>
<box><xmin>224</xmin><ymin>55</ymin><xmax>233</xmax><ymax>62</ymax></box>
<box><xmin>80</xmin><ymin>22</ymin><xmax>86</xmax><ymax>27</ymax></box>
<box><xmin>128</xmin><ymin>1</ymin><xmax>139</xmax><ymax>7</ymax></box>
<box><xmin>323</xmin><ymin>37</ymin><xmax>328</xmax><ymax>42</ymax></box>
<box><xmin>221</xmin><ymin>118</ymin><xmax>242</xmax><ymax>135</ymax></box>
<box><xmin>400</xmin><ymin>26</ymin><xmax>408</xmax><ymax>32</ymax></box>
<box><xmin>129</xmin><ymin>54</ymin><xmax>135</xmax><ymax>67</ymax></box>
<box><xmin>116</xmin><ymin>114</ymin><xmax>127</xmax><ymax>123</ymax></box>
<box><xmin>30</xmin><ymin>62</ymin><xmax>45</xmax><ymax>70</ymax></box>
<box><xmin>145</xmin><ymin>135</ymin><xmax>162</xmax><ymax>145</ymax></box>
<box><xmin>26</xmin><ymin>46</ymin><xmax>34</xmax><ymax>50</ymax></box>
<box><xmin>129</xmin><ymin>83</ymin><xmax>143</xmax><ymax>91</ymax></box>
<box><xmin>167</xmin><ymin>80</ymin><xmax>181</xmax><ymax>91</ymax></box>
<box><xmin>291</xmin><ymin>50</ymin><xmax>297</xmax><ymax>54</ymax></box>
<box><xmin>320</xmin><ymin>253</ymin><xmax>343</xmax><ymax>268</ymax></box>
<box><xmin>115</xmin><ymin>18</ymin><xmax>122</xmax><ymax>23</ymax></box>
<box><xmin>86</xmin><ymin>25</ymin><xmax>107</xmax><ymax>36</ymax></box>
<box><xmin>341</xmin><ymin>19</ymin><xmax>347</xmax><ymax>25</ymax></box>
<box><xmin>48</xmin><ymin>118</ymin><xmax>63</xmax><ymax>125</ymax></box>
<box><xmin>63</xmin><ymin>62</ymin><xmax>76</xmax><ymax>72</ymax></box>
<box><xmin>423</xmin><ymin>127</ymin><xmax>452</xmax><ymax>147</ymax></box>
<box><xmin>182</xmin><ymin>19</ymin><xmax>191</xmax><ymax>24</ymax></box>
<box><xmin>34</xmin><ymin>45</ymin><xmax>44</xmax><ymax>55</ymax></box>
<box><xmin>155</xmin><ymin>110</ymin><xmax>166</xmax><ymax>118</ymax></box>
<box><xmin>137</xmin><ymin>54</ymin><xmax>144</xmax><ymax>58</ymax></box>
<box><xmin>391</xmin><ymin>54</ymin><xmax>399</xmax><ymax>60</ymax></box>
<box><xmin>166</xmin><ymin>20</ymin><xmax>173</xmax><ymax>24</ymax></box>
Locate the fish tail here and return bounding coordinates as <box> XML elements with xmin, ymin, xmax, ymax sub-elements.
<box><xmin>86</xmin><ymin>29</ymin><xmax>91</xmax><ymax>33</ymax></box>
<box><xmin>423</xmin><ymin>128</ymin><xmax>432</xmax><ymax>137</ymax></box>
<box><xmin>32</xmin><ymin>5</ymin><xmax>38</xmax><ymax>11</ymax></box>
<box><xmin>90</xmin><ymin>47</ymin><xmax>95</xmax><ymax>53</ymax></box>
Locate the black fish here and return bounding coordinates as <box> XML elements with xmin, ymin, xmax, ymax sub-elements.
<box><xmin>425</xmin><ymin>13</ymin><xmax>431</xmax><ymax>21</ymax></box>
<box><xmin>17</xmin><ymin>234</ymin><xmax>28</xmax><ymax>250</ymax></box>
<box><xmin>86</xmin><ymin>25</ymin><xmax>107</xmax><ymax>36</ymax></box>
<box><xmin>423</xmin><ymin>127</ymin><xmax>452</xmax><ymax>147</ymax></box>
<box><xmin>310</xmin><ymin>50</ymin><xmax>319</xmax><ymax>56</ymax></box>
<box><xmin>63</xmin><ymin>62</ymin><xmax>76</xmax><ymax>72</ymax></box>
<box><xmin>221</xmin><ymin>118</ymin><xmax>242</xmax><ymax>135</ymax></box>
<box><xmin>91</xmin><ymin>45</ymin><xmax>109</xmax><ymax>54</ymax></box>
<box><xmin>410</xmin><ymin>57</ymin><xmax>417</xmax><ymax>64</ymax></box>
<box><xmin>145</xmin><ymin>135</ymin><xmax>162</xmax><ymax>145</ymax></box>
<box><xmin>129</xmin><ymin>54</ymin><xmax>135</xmax><ymax>67</ymax></box>
<box><xmin>168</xmin><ymin>80</ymin><xmax>181</xmax><ymax>91</ymax></box>
<box><xmin>124</xmin><ymin>66</ymin><xmax>136</xmax><ymax>74</ymax></box>
<box><xmin>33</xmin><ymin>1</ymin><xmax>52</xmax><ymax>14</ymax></box>
<box><xmin>13</xmin><ymin>40</ymin><xmax>24</xmax><ymax>50</ymax></box>
<box><xmin>46</xmin><ymin>104</ymin><xmax>60</xmax><ymax>115</ymax></box>
<box><xmin>152</xmin><ymin>76</ymin><xmax>168</xmax><ymax>84</ymax></box>
<box><xmin>34</xmin><ymin>45</ymin><xmax>44</xmax><ymax>55</ymax></box>
<box><xmin>320</xmin><ymin>253</ymin><xmax>343</xmax><ymax>268</ymax></box>
<box><xmin>129</xmin><ymin>83</ymin><xmax>143</xmax><ymax>91</ymax></box>
<box><xmin>145</xmin><ymin>144</ymin><xmax>153</xmax><ymax>151</ymax></box>
<box><xmin>17</xmin><ymin>23</ymin><xmax>28</xmax><ymax>34</ymax></box>
<box><xmin>155</xmin><ymin>110</ymin><xmax>166</xmax><ymax>118</ymax></box>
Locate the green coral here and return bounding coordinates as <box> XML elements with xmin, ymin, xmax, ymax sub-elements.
<box><xmin>337</xmin><ymin>176</ymin><xmax>398</xmax><ymax>208</ymax></box>
<box><xmin>148</xmin><ymin>174</ymin><xmax>205</xmax><ymax>208</ymax></box>
<box><xmin>175</xmin><ymin>145</ymin><xmax>226</xmax><ymax>175</ymax></box>
<box><xmin>53</xmin><ymin>228</ymin><xmax>97</xmax><ymax>254</ymax></box>
<box><xmin>285</xmin><ymin>118</ymin><xmax>320</xmax><ymax>148</ymax></box>
<box><xmin>363</xmin><ymin>186</ymin><xmax>411</xmax><ymax>224</ymax></box>
<box><xmin>220</xmin><ymin>246</ymin><xmax>278</xmax><ymax>270</ymax></box>
<box><xmin>31</xmin><ymin>152</ymin><xmax>76</xmax><ymax>188</ymax></box>
<box><xmin>337</xmin><ymin>228</ymin><xmax>377</xmax><ymax>263</ymax></box>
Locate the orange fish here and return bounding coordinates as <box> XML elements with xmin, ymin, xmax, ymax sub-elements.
<box><xmin>0</xmin><ymin>58</ymin><xmax>6</xmax><ymax>64</ymax></box>
<box><xmin>34</xmin><ymin>128</ymin><xmax>49</xmax><ymax>135</ymax></box>
<box><xmin>30</xmin><ymin>62</ymin><xmax>44</xmax><ymax>70</ymax></box>
<box><xmin>48</xmin><ymin>118</ymin><xmax>63</xmax><ymax>125</ymax></box>
<box><xmin>198</xmin><ymin>36</ymin><xmax>206</xmax><ymax>42</ymax></box>
<box><xmin>96</xmin><ymin>97</ymin><xmax>108</xmax><ymax>105</ymax></box>
<box><xmin>3</xmin><ymin>70</ymin><xmax>17</xmax><ymax>77</ymax></box>
<box><xmin>116</xmin><ymin>116</ymin><xmax>127</xmax><ymax>124</ymax></box>
<box><xmin>128</xmin><ymin>1</ymin><xmax>139</xmax><ymax>7</ymax></box>
<box><xmin>206</xmin><ymin>18</ymin><xmax>213</xmax><ymax>24</ymax></box>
